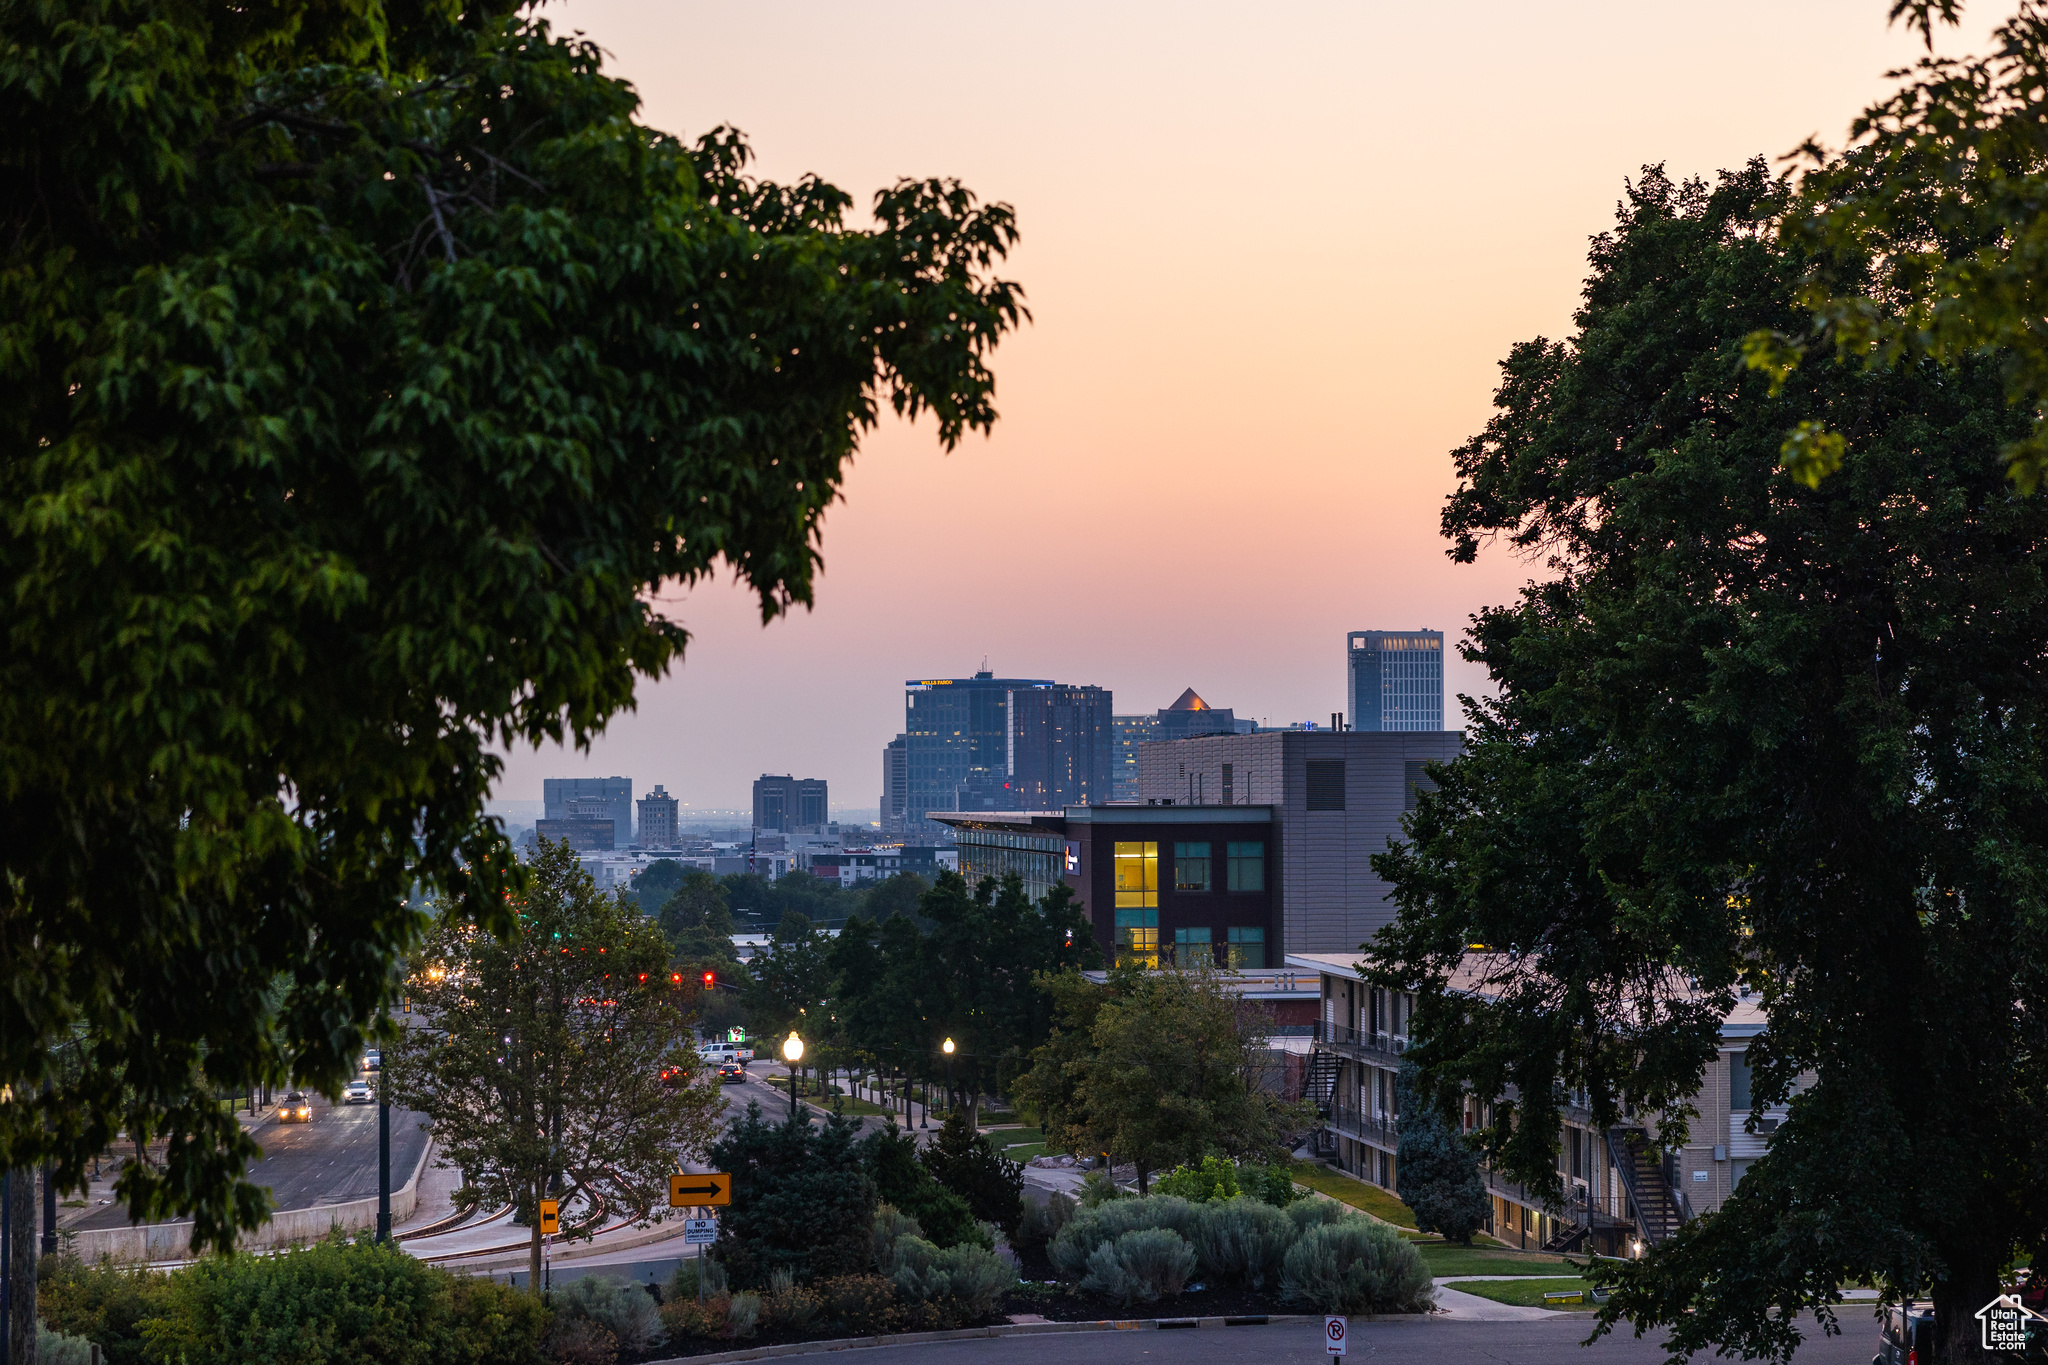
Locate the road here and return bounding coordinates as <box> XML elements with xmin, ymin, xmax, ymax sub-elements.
<box><xmin>71</xmin><ymin>1093</ymin><xmax>430</xmax><ymax>1230</ymax></box>
<box><xmin>746</xmin><ymin>1312</ymin><xmax>1885</xmax><ymax>1365</ymax></box>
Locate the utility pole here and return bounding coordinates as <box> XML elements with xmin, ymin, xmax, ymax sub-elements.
<box><xmin>40</xmin><ymin>1161</ymin><xmax>54</xmax><ymax>1256</ymax></box>
<box><xmin>377</xmin><ymin>1098</ymin><xmax>391</xmax><ymax>1242</ymax></box>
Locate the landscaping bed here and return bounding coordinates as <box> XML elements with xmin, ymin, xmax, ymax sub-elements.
<box><xmin>1446</xmin><ymin>1277</ymin><xmax>1600</xmax><ymax>1310</ymax></box>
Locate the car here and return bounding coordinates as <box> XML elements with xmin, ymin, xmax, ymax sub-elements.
<box><xmin>660</xmin><ymin>1064</ymin><xmax>690</xmax><ymax>1088</ymax></box>
<box><xmin>361</xmin><ymin>1049</ymin><xmax>382</xmax><ymax>1072</ymax></box>
<box><xmin>718</xmin><ymin>1060</ymin><xmax>745</xmax><ymax>1085</ymax></box>
<box><xmin>278</xmin><ymin>1091</ymin><xmax>314</xmax><ymax>1123</ymax></box>
<box><xmin>343</xmin><ymin>1080</ymin><xmax>373</xmax><ymax>1105</ymax></box>
<box><xmin>1875</xmin><ymin>1303</ymin><xmax>1934</xmax><ymax>1365</ymax></box>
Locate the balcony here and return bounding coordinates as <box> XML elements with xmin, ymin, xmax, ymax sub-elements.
<box><xmin>1326</xmin><ymin>1101</ymin><xmax>1399</xmax><ymax>1150</ymax></box>
<box><xmin>1312</xmin><ymin>1020</ymin><xmax>1406</xmax><ymax>1067</ymax></box>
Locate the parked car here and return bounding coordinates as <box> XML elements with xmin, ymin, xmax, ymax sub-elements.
<box><xmin>718</xmin><ymin>1060</ymin><xmax>746</xmax><ymax>1085</ymax></box>
<box><xmin>279</xmin><ymin>1091</ymin><xmax>314</xmax><ymax>1123</ymax></box>
<box><xmin>1875</xmin><ymin>1303</ymin><xmax>1935</xmax><ymax>1365</ymax></box>
<box><xmin>343</xmin><ymin>1080</ymin><xmax>373</xmax><ymax>1105</ymax></box>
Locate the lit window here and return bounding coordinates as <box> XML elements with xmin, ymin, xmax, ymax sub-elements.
<box><xmin>1114</xmin><ymin>842</ymin><xmax>1157</xmax><ymax>908</ymax></box>
<box><xmin>1174</xmin><ymin>841</ymin><xmax>1211</xmax><ymax>892</ymax></box>
<box><xmin>1226</xmin><ymin>926</ymin><xmax>1266</xmax><ymax>969</ymax></box>
<box><xmin>1227</xmin><ymin>842</ymin><xmax>1264</xmax><ymax>892</ymax></box>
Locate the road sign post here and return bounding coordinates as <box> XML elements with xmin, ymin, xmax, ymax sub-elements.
<box><xmin>1325</xmin><ymin>1315</ymin><xmax>1347</xmax><ymax>1356</ymax></box>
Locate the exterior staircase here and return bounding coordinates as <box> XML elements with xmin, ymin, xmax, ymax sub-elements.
<box><xmin>1304</xmin><ymin>1048</ymin><xmax>1342</xmax><ymax>1117</ymax></box>
<box><xmin>1542</xmin><ymin>1219</ymin><xmax>1589</xmax><ymax>1253</ymax></box>
<box><xmin>1605</xmin><ymin>1127</ymin><xmax>1684</xmax><ymax>1247</ymax></box>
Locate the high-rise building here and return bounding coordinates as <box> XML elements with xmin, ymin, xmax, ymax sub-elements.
<box><xmin>543</xmin><ymin>776</ymin><xmax>634</xmax><ymax>847</ymax></box>
<box><xmin>753</xmin><ymin>774</ymin><xmax>828</xmax><ymax>833</ymax></box>
<box><xmin>901</xmin><ymin>670</ymin><xmax>1112</xmax><ymax>838</ymax></box>
<box><xmin>880</xmin><ymin>735</ymin><xmax>909</xmax><ymax>833</ymax></box>
<box><xmin>1110</xmin><ymin>715</ymin><xmax>1157</xmax><ymax>802</ymax></box>
<box><xmin>1346</xmin><ymin>630</ymin><xmax>1444</xmax><ymax>731</ymax></box>
<box><xmin>1154</xmin><ymin>687</ymin><xmax>1245</xmax><ymax>744</ymax></box>
<box><xmin>637</xmin><ymin>785</ymin><xmax>680</xmax><ymax>848</ymax></box>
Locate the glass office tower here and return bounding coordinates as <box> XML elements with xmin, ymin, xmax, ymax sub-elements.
<box><xmin>1346</xmin><ymin>630</ymin><xmax>1444</xmax><ymax>731</ymax></box>
<box><xmin>902</xmin><ymin>671</ymin><xmax>1111</xmax><ymax>839</ymax></box>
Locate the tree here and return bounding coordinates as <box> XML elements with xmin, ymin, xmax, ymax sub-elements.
<box><xmin>632</xmin><ymin>861</ymin><xmax>688</xmax><ymax>917</ymax></box>
<box><xmin>1059</xmin><ymin>964</ymin><xmax>1312</xmax><ymax>1194</ymax></box>
<box><xmin>1012</xmin><ymin>970</ymin><xmax>1114</xmax><ymax>1160</ymax></box>
<box><xmin>920</xmin><ymin>1111</ymin><xmax>1024</xmax><ymax>1238</ymax></box>
<box><xmin>1744</xmin><ymin>3</ymin><xmax>2048</xmax><ymax>491</ymax></box>
<box><xmin>709</xmin><ymin>1103</ymin><xmax>876</xmax><ymax>1287</ymax></box>
<box><xmin>1369</xmin><ymin>162</ymin><xmax>2048</xmax><ymax>1365</ymax></box>
<box><xmin>742</xmin><ymin>910</ymin><xmax>833</xmax><ymax>1046</ymax></box>
<box><xmin>860</xmin><ymin>1120</ymin><xmax>978</xmax><ymax>1249</ymax></box>
<box><xmin>856</xmin><ymin>871</ymin><xmax>931</xmax><ymax>924</ymax></box>
<box><xmin>383</xmin><ymin>840</ymin><xmax>726</xmax><ymax>1286</ymax></box>
<box><xmin>0</xmin><ymin>0</ymin><xmax>1024</xmax><ymax>1246</ymax></box>
<box><xmin>1391</xmin><ymin>1062</ymin><xmax>1485</xmax><ymax>1245</ymax></box>
<box><xmin>658</xmin><ymin>871</ymin><xmax>739</xmax><ymax>966</ymax></box>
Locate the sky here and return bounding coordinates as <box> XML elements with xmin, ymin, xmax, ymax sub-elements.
<box><xmin>494</xmin><ymin>0</ymin><xmax>2000</xmax><ymax>820</ymax></box>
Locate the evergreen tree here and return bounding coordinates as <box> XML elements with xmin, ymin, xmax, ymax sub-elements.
<box><xmin>919</xmin><ymin>1111</ymin><xmax>1025</xmax><ymax>1238</ymax></box>
<box><xmin>1391</xmin><ymin>1062</ymin><xmax>1486</xmax><ymax>1245</ymax></box>
<box><xmin>858</xmin><ymin>1121</ymin><xmax>978</xmax><ymax>1248</ymax></box>
<box><xmin>709</xmin><ymin>1104</ymin><xmax>876</xmax><ymax>1287</ymax></box>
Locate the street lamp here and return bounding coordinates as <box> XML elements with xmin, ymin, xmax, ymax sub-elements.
<box><xmin>942</xmin><ymin>1038</ymin><xmax>956</xmax><ymax>1123</ymax></box>
<box><xmin>782</xmin><ymin>1033</ymin><xmax>804</xmax><ymax>1122</ymax></box>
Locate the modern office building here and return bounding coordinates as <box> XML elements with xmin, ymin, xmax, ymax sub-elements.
<box><xmin>1346</xmin><ymin>630</ymin><xmax>1445</xmax><ymax>731</ymax></box>
<box><xmin>901</xmin><ymin>671</ymin><xmax>1111</xmax><ymax>839</ymax></box>
<box><xmin>1154</xmin><ymin>688</ymin><xmax>1246</xmax><ymax>744</ymax></box>
<box><xmin>533</xmin><ymin>817</ymin><xmax>616</xmax><ymax>851</ymax></box>
<box><xmin>1110</xmin><ymin>715</ymin><xmax>1156</xmax><ymax>802</ymax></box>
<box><xmin>543</xmin><ymin>776</ymin><xmax>634</xmax><ymax>847</ymax></box>
<box><xmin>930</xmin><ymin>805</ymin><xmax>1277</xmax><ymax>969</ymax></box>
<box><xmin>636</xmin><ymin>785</ymin><xmax>681</xmax><ymax>849</ymax></box>
<box><xmin>880</xmin><ymin>735</ymin><xmax>909</xmax><ymax>833</ymax></box>
<box><xmin>753</xmin><ymin>774</ymin><xmax>828</xmax><ymax>834</ymax></box>
<box><xmin>1136</xmin><ymin>728</ymin><xmax>1464</xmax><ymax>952</ymax></box>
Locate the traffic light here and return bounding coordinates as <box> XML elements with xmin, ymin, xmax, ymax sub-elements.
<box><xmin>702</xmin><ymin>971</ymin><xmax>715</xmax><ymax>991</ymax></box>
<box><xmin>670</xmin><ymin>972</ymin><xmax>683</xmax><ymax>987</ymax></box>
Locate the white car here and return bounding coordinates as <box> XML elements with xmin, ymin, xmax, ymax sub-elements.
<box><xmin>361</xmin><ymin>1049</ymin><xmax>382</xmax><ymax>1072</ymax></box>
<box><xmin>343</xmin><ymin>1080</ymin><xmax>373</xmax><ymax>1105</ymax></box>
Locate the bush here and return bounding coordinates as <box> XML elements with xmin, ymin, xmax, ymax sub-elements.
<box><xmin>1012</xmin><ymin>1191</ymin><xmax>1075</xmax><ymax>1252</ymax></box>
<box><xmin>1191</xmin><ymin>1197</ymin><xmax>1298</xmax><ymax>1289</ymax></box>
<box><xmin>37</xmin><ymin>1256</ymin><xmax>173</xmax><ymax>1365</ymax></box>
<box><xmin>712</xmin><ymin>1104</ymin><xmax>878</xmax><ymax>1287</ymax></box>
<box><xmin>1153</xmin><ymin>1156</ymin><xmax>1240</xmax><ymax>1203</ymax></box>
<box><xmin>888</xmin><ymin>1236</ymin><xmax>1016</xmax><ymax>1321</ymax></box>
<box><xmin>1234</xmin><ymin>1162</ymin><xmax>1305</xmax><ymax>1207</ymax></box>
<box><xmin>1076</xmin><ymin>1170</ymin><xmax>1128</xmax><ymax>1207</ymax></box>
<box><xmin>447</xmin><ymin>1276</ymin><xmax>552</xmax><ymax>1365</ymax></box>
<box><xmin>761</xmin><ymin>1269</ymin><xmax>821</xmax><ymax>1333</ymax></box>
<box><xmin>860</xmin><ymin>1122</ymin><xmax>980</xmax><ymax>1249</ymax></box>
<box><xmin>1280</xmin><ymin>1220</ymin><xmax>1433</xmax><ymax>1315</ymax></box>
<box><xmin>1080</xmin><ymin>1229</ymin><xmax>1198</xmax><ymax>1306</ymax></box>
<box><xmin>37</xmin><ymin>1323</ymin><xmax>95</xmax><ymax>1365</ymax></box>
<box><xmin>657</xmin><ymin>1293</ymin><xmax>732</xmax><ymax>1343</ymax></box>
<box><xmin>871</xmin><ymin>1205</ymin><xmax>923</xmax><ymax>1270</ymax></box>
<box><xmin>1393</xmin><ymin>1062</ymin><xmax>1489</xmax><ymax>1244</ymax></box>
<box><xmin>1286</xmin><ymin>1197</ymin><xmax>1353</xmax><ymax>1233</ymax></box>
<box><xmin>1048</xmin><ymin>1195</ymin><xmax>1202</xmax><ymax>1280</ymax></box>
<box><xmin>918</xmin><ymin>1112</ymin><xmax>1025</xmax><ymax>1237</ymax></box>
<box><xmin>552</xmin><ymin>1276</ymin><xmax>662</xmax><ymax>1356</ymax></box>
<box><xmin>544</xmin><ymin>1316</ymin><xmax>616</xmax><ymax>1365</ymax></box>
<box><xmin>811</xmin><ymin>1275</ymin><xmax>905</xmax><ymax>1336</ymax></box>
<box><xmin>727</xmin><ymin>1291</ymin><xmax>762</xmax><ymax>1338</ymax></box>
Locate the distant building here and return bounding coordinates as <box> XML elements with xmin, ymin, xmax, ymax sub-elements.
<box><xmin>753</xmin><ymin>774</ymin><xmax>828</xmax><ymax>833</ymax></box>
<box><xmin>544</xmin><ymin>776</ymin><xmax>634</xmax><ymax>847</ymax></box>
<box><xmin>1154</xmin><ymin>687</ymin><xmax>1245</xmax><ymax>744</ymax></box>
<box><xmin>1137</xmin><ymin>728</ymin><xmax>1464</xmax><ymax>952</ymax></box>
<box><xmin>534</xmin><ymin>817</ymin><xmax>616</xmax><ymax>852</ymax></box>
<box><xmin>1110</xmin><ymin>715</ymin><xmax>1156</xmax><ymax>802</ymax></box>
<box><xmin>900</xmin><ymin>670</ymin><xmax>1112</xmax><ymax>839</ymax></box>
<box><xmin>1346</xmin><ymin>630</ymin><xmax>1444</xmax><ymax>731</ymax></box>
<box><xmin>880</xmin><ymin>735</ymin><xmax>909</xmax><ymax>833</ymax></box>
<box><xmin>637</xmin><ymin>785</ymin><xmax>680</xmax><ymax>848</ymax></box>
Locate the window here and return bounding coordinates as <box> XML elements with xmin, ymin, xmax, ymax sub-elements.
<box><xmin>1226</xmin><ymin>841</ymin><xmax>1264</xmax><ymax>891</ymax></box>
<box><xmin>1172</xmin><ymin>926</ymin><xmax>1212</xmax><ymax>966</ymax></box>
<box><xmin>1114</xmin><ymin>842</ymin><xmax>1157</xmax><ymax>908</ymax></box>
<box><xmin>1174</xmin><ymin>841</ymin><xmax>1211</xmax><ymax>891</ymax></box>
<box><xmin>1221</xmin><ymin>762</ymin><xmax>1234</xmax><ymax>805</ymax></box>
<box><xmin>1404</xmin><ymin>760</ymin><xmax>1438</xmax><ymax>812</ymax></box>
<box><xmin>1226</xmin><ymin>925</ymin><xmax>1266</xmax><ymax>968</ymax></box>
<box><xmin>1306</xmin><ymin>759</ymin><xmax>1346</xmax><ymax>811</ymax></box>
<box><xmin>1729</xmin><ymin>1049</ymin><xmax>1752</xmax><ymax>1111</ymax></box>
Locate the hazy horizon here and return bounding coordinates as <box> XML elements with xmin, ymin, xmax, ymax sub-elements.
<box><xmin>492</xmin><ymin>0</ymin><xmax>1997</xmax><ymax>814</ymax></box>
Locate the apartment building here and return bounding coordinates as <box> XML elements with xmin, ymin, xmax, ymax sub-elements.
<box><xmin>1288</xmin><ymin>951</ymin><xmax>1779</xmax><ymax>1257</ymax></box>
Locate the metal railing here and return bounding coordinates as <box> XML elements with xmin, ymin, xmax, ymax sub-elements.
<box><xmin>1312</xmin><ymin>1021</ymin><xmax>1407</xmax><ymax>1065</ymax></box>
<box><xmin>1326</xmin><ymin>1101</ymin><xmax>1399</xmax><ymax>1149</ymax></box>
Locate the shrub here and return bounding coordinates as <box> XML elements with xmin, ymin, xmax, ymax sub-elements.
<box><xmin>447</xmin><ymin>1275</ymin><xmax>552</xmax><ymax>1365</ymax></box>
<box><xmin>37</xmin><ymin>1323</ymin><xmax>95</xmax><ymax>1365</ymax></box>
<box><xmin>1234</xmin><ymin>1162</ymin><xmax>1305</xmax><ymax>1206</ymax></box>
<box><xmin>544</xmin><ymin>1316</ymin><xmax>616</xmax><ymax>1365</ymax></box>
<box><xmin>811</xmin><ymin>1275</ymin><xmax>904</xmax><ymax>1336</ymax></box>
<box><xmin>1393</xmin><ymin>1062</ymin><xmax>1489</xmax><ymax>1244</ymax></box>
<box><xmin>657</xmin><ymin>1292</ymin><xmax>732</xmax><ymax>1342</ymax></box>
<box><xmin>1191</xmin><ymin>1197</ymin><xmax>1298</xmax><ymax>1288</ymax></box>
<box><xmin>713</xmin><ymin>1105</ymin><xmax>878</xmax><ymax>1287</ymax></box>
<box><xmin>918</xmin><ymin>1112</ymin><xmax>1025</xmax><ymax>1236</ymax></box>
<box><xmin>727</xmin><ymin>1290</ymin><xmax>763</xmax><ymax>1337</ymax></box>
<box><xmin>1286</xmin><ymin>1196</ymin><xmax>1352</xmax><ymax>1234</ymax></box>
<box><xmin>1280</xmin><ymin>1221</ymin><xmax>1433</xmax><ymax>1315</ymax></box>
<box><xmin>36</xmin><ymin>1255</ymin><xmax>173</xmax><ymax>1365</ymax></box>
<box><xmin>1076</xmin><ymin>1170</ymin><xmax>1128</xmax><ymax>1207</ymax></box>
<box><xmin>1011</xmin><ymin>1191</ymin><xmax>1075</xmax><ymax>1252</ymax></box>
<box><xmin>888</xmin><ymin>1236</ymin><xmax>1016</xmax><ymax>1321</ymax></box>
<box><xmin>1080</xmin><ymin>1229</ymin><xmax>1198</xmax><ymax>1306</ymax></box>
<box><xmin>1152</xmin><ymin>1156</ymin><xmax>1239</xmax><ymax>1203</ymax></box>
<box><xmin>552</xmin><ymin>1276</ymin><xmax>662</xmax><ymax>1356</ymax></box>
<box><xmin>860</xmin><ymin>1122</ymin><xmax>979</xmax><ymax>1248</ymax></box>
<box><xmin>1048</xmin><ymin>1195</ymin><xmax>1202</xmax><ymax>1280</ymax></box>
<box><xmin>871</xmin><ymin>1205</ymin><xmax>923</xmax><ymax>1270</ymax></box>
<box><xmin>762</xmin><ymin>1269</ymin><xmax>821</xmax><ymax>1333</ymax></box>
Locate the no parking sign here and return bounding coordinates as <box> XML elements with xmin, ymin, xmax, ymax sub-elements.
<box><xmin>1326</xmin><ymin>1315</ymin><xmax>1348</xmax><ymax>1356</ymax></box>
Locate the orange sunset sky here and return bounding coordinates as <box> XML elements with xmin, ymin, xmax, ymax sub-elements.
<box><xmin>495</xmin><ymin>0</ymin><xmax>1999</xmax><ymax>820</ymax></box>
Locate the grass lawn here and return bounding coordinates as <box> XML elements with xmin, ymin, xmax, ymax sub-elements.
<box><xmin>1415</xmin><ymin>1243</ymin><xmax>1579</xmax><ymax>1277</ymax></box>
<box><xmin>1447</xmin><ymin>1276</ymin><xmax>1599</xmax><ymax>1310</ymax></box>
<box><xmin>986</xmin><ymin>1127</ymin><xmax>1052</xmax><ymax>1163</ymax></box>
<box><xmin>815</xmin><ymin>1095</ymin><xmax>895</xmax><ymax>1118</ymax></box>
<box><xmin>1288</xmin><ymin>1161</ymin><xmax>1418</xmax><ymax>1228</ymax></box>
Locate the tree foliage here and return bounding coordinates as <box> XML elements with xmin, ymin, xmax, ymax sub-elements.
<box><xmin>1391</xmin><ymin>1062</ymin><xmax>1485</xmax><ymax>1245</ymax></box>
<box><xmin>0</xmin><ymin>0</ymin><xmax>1023</xmax><ymax>1246</ymax></box>
<box><xmin>1370</xmin><ymin>162</ymin><xmax>2048</xmax><ymax>1364</ymax></box>
<box><xmin>710</xmin><ymin>1103</ymin><xmax>878</xmax><ymax>1287</ymax></box>
<box><xmin>382</xmin><ymin>841</ymin><xmax>726</xmax><ymax>1284</ymax></box>
<box><xmin>919</xmin><ymin>1111</ymin><xmax>1024</xmax><ymax>1237</ymax></box>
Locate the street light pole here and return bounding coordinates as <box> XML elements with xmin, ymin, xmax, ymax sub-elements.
<box><xmin>942</xmin><ymin>1038</ymin><xmax>956</xmax><ymax>1123</ymax></box>
<box><xmin>781</xmin><ymin>1033</ymin><xmax>804</xmax><ymax>1123</ymax></box>
<box><xmin>377</xmin><ymin>1098</ymin><xmax>391</xmax><ymax>1242</ymax></box>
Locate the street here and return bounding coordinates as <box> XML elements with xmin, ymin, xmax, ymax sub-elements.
<box><xmin>69</xmin><ymin>1093</ymin><xmax>429</xmax><ymax>1230</ymax></box>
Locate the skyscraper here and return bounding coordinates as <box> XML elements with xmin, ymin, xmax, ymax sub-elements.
<box><xmin>1346</xmin><ymin>630</ymin><xmax>1444</xmax><ymax>731</ymax></box>
<box><xmin>1110</xmin><ymin>715</ymin><xmax>1157</xmax><ymax>801</ymax></box>
<box><xmin>543</xmin><ymin>776</ymin><xmax>634</xmax><ymax>847</ymax></box>
<box><xmin>753</xmin><ymin>774</ymin><xmax>828</xmax><ymax>833</ymax></box>
<box><xmin>901</xmin><ymin>670</ymin><xmax>1111</xmax><ymax>838</ymax></box>
<box><xmin>637</xmin><ymin>785</ymin><xmax>680</xmax><ymax>848</ymax></box>
<box><xmin>880</xmin><ymin>735</ymin><xmax>909</xmax><ymax>833</ymax></box>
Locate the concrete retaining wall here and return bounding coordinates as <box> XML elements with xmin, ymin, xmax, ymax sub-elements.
<box><xmin>71</xmin><ymin>1132</ymin><xmax>436</xmax><ymax>1263</ymax></box>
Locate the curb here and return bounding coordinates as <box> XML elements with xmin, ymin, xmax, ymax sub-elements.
<box><xmin>643</xmin><ymin>1314</ymin><xmax>1327</xmax><ymax>1364</ymax></box>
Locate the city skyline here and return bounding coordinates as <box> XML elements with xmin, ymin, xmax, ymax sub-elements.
<box><xmin>491</xmin><ymin>0</ymin><xmax>1999</xmax><ymax>814</ymax></box>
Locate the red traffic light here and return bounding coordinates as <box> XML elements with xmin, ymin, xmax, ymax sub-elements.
<box><xmin>702</xmin><ymin>972</ymin><xmax>715</xmax><ymax>989</ymax></box>
<box><xmin>670</xmin><ymin>972</ymin><xmax>683</xmax><ymax>986</ymax></box>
